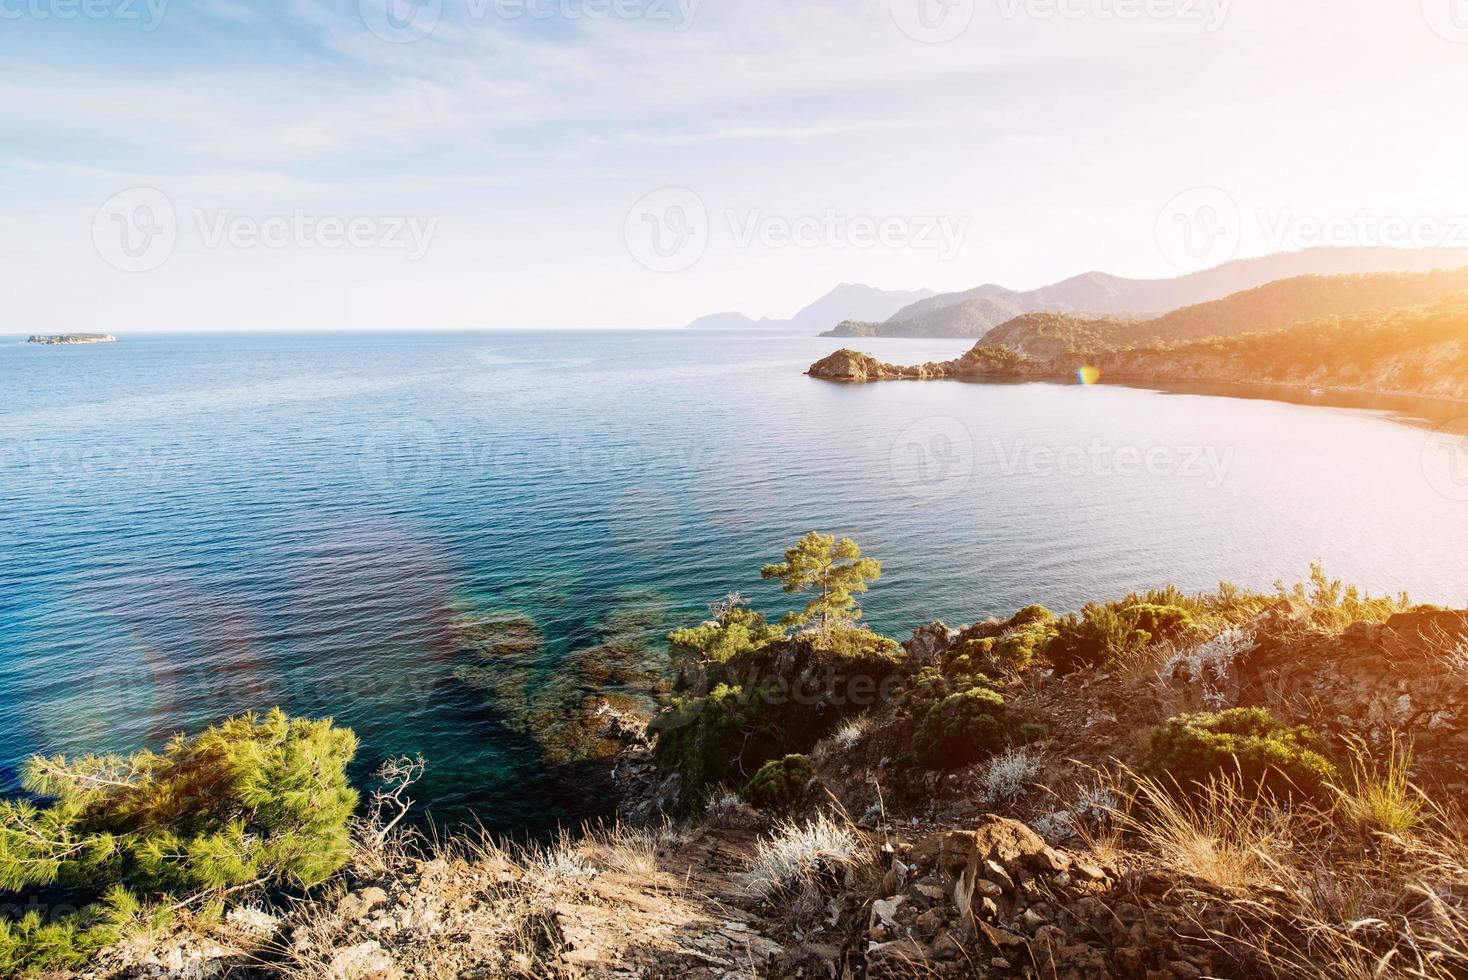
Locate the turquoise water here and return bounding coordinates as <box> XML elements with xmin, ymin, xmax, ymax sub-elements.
<box><xmin>2</xmin><ymin>330</ymin><xmax>1465</xmax><ymax>828</ymax></box>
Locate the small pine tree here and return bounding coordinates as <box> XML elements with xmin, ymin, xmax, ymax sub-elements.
<box><xmin>0</xmin><ymin>709</ymin><xmax>358</xmax><ymax>971</ymax></box>
<box><xmin>761</xmin><ymin>532</ymin><xmax>881</xmax><ymax>637</ymax></box>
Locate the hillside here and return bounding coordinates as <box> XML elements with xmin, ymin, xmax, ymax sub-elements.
<box><xmin>49</xmin><ymin>566</ymin><xmax>1468</xmax><ymax>980</ymax></box>
<box><xmin>812</xmin><ymin>296</ymin><xmax>1468</xmax><ymax>401</ymax></box>
<box><xmin>1094</xmin><ymin>300</ymin><xmax>1468</xmax><ymax>400</ymax></box>
<box><xmin>837</xmin><ymin>247</ymin><xmax>1468</xmax><ymax>339</ymax></box>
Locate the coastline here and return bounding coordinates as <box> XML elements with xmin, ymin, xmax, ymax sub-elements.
<box><xmin>807</xmin><ymin>359</ymin><xmax>1468</xmax><ymax>423</ymax></box>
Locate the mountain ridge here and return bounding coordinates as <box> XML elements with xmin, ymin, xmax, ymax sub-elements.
<box><xmin>824</xmin><ymin>247</ymin><xmax>1468</xmax><ymax>339</ymax></box>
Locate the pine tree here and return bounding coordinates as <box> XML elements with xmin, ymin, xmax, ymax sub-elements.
<box><xmin>761</xmin><ymin>532</ymin><xmax>882</xmax><ymax>637</ymax></box>
<box><xmin>0</xmin><ymin>709</ymin><xmax>358</xmax><ymax>971</ymax></box>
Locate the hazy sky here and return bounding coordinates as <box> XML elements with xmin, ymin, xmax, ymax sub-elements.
<box><xmin>4</xmin><ymin>0</ymin><xmax>1467</xmax><ymax>331</ymax></box>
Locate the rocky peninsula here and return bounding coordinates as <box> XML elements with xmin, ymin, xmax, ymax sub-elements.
<box><xmin>808</xmin><ymin>297</ymin><xmax>1468</xmax><ymax>402</ymax></box>
<box><xmin>27</xmin><ymin>333</ymin><xmax>117</xmax><ymax>345</ymax></box>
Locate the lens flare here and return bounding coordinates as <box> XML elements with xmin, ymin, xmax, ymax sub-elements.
<box><xmin>1077</xmin><ymin>365</ymin><xmax>1102</xmax><ymax>386</ymax></box>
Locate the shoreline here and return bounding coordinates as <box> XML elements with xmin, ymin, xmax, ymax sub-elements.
<box><xmin>807</xmin><ymin>363</ymin><xmax>1468</xmax><ymax>423</ymax></box>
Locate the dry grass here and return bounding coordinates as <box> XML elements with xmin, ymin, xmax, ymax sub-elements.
<box><xmin>1112</xmin><ymin>767</ymin><xmax>1296</xmax><ymax>890</ymax></box>
<box><xmin>833</xmin><ymin>714</ymin><xmax>872</xmax><ymax>751</ymax></box>
<box><xmin>1104</xmin><ymin>747</ymin><xmax>1468</xmax><ymax>979</ymax></box>
<box><xmin>745</xmin><ymin>811</ymin><xmax>871</xmax><ymax>900</ymax></box>
<box><xmin>1336</xmin><ymin>734</ymin><xmax>1424</xmax><ymax>839</ymax></box>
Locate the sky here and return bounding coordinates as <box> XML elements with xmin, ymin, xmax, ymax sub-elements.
<box><xmin>3</xmin><ymin>0</ymin><xmax>1467</xmax><ymax>331</ymax></box>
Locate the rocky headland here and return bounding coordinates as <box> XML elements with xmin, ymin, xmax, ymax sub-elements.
<box><xmin>809</xmin><ymin>297</ymin><xmax>1468</xmax><ymax>402</ymax></box>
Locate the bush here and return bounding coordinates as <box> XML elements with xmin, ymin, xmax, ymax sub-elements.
<box><xmin>912</xmin><ymin>687</ymin><xmax>1007</xmax><ymax>770</ymax></box>
<box><xmin>742</xmin><ymin>755</ymin><xmax>814</xmax><ymax>811</ymax></box>
<box><xmin>0</xmin><ymin>710</ymin><xmax>358</xmax><ymax>972</ymax></box>
<box><xmin>667</xmin><ymin>602</ymin><xmax>784</xmax><ymax>668</ymax></box>
<box><xmin>652</xmin><ymin>630</ymin><xmax>909</xmax><ymax>803</ymax></box>
<box><xmin>1143</xmin><ymin>707</ymin><xmax>1338</xmax><ymax>801</ymax></box>
<box><xmin>1047</xmin><ymin>600</ymin><xmax>1194</xmax><ymax>672</ymax></box>
<box><xmin>963</xmin><ymin>605</ymin><xmax>1057</xmax><ymax>675</ymax></box>
<box><xmin>651</xmin><ymin>684</ymin><xmax>783</xmax><ymax>799</ymax></box>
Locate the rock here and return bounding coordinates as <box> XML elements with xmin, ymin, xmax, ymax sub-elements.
<box><xmin>931</xmin><ymin>931</ymin><xmax>962</xmax><ymax>960</ymax></box>
<box><xmin>1033</xmin><ymin>846</ymin><xmax>1072</xmax><ymax>873</ymax></box>
<box><xmin>971</xmin><ymin>816</ymin><xmax>1048</xmax><ymax>865</ymax></box>
<box><xmin>905</xmin><ymin>622</ymin><xmax>959</xmax><ymax>666</ymax></box>
<box><xmin>870</xmin><ymin>897</ymin><xmax>902</xmax><ymax>929</ymax></box>
<box><xmin>978</xmin><ymin>920</ymin><xmax>1028</xmax><ymax>951</ymax></box>
<box><xmin>982</xmin><ymin>859</ymin><xmax>1016</xmax><ymax>893</ymax></box>
<box><xmin>327</xmin><ymin>940</ymin><xmax>400</xmax><ymax>979</ymax></box>
<box><xmin>338</xmin><ymin>887</ymin><xmax>390</xmax><ymax>922</ymax></box>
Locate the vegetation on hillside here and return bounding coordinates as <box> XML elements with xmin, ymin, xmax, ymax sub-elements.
<box><xmin>7</xmin><ymin>541</ymin><xmax>1464</xmax><ymax>979</ymax></box>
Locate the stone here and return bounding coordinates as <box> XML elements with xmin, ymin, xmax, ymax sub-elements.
<box><xmin>982</xmin><ymin>859</ymin><xmax>1016</xmax><ymax>893</ymax></box>
<box><xmin>870</xmin><ymin>897</ymin><xmax>902</xmax><ymax>929</ymax></box>
<box><xmin>1033</xmin><ymin>846</ymin><xmax>1072</xmax><ymax>873</ymax></box>
<box><xmin>327</xmin><ymin>941</ymin><xmax>400</xmax><ymax>979</ymax></box>
<box><xmin>338</xmin><ymin>887</ymin><xmax>390</xmax><ymax>922</ymax></box>
<box><xmin>978</xmin><ymin>921</ymin><xmax>1027</xmax><ymax>951</ymax></box>
<box><xmin>1020</xmin><ymin>908</ymin><xmax>1049</xmax><ymax>932</ymax></box>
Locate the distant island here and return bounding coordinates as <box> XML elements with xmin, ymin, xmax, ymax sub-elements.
<box><xmin>27</xmin><ymin>333</ymin><xmax>116</xmax><ymax>345</ymax></box>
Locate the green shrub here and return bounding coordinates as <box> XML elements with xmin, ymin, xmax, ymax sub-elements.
<box><xmin>651</xmin><ymin>684</ymin><xmax>783</xmax><ymax>798</ymax></box>
<box><xmin>742</xmin><ymin>755</ymin><xmax>814</xmax><ymax>811</ymax></box>
<box><xmin>913</xmin><ymin>687</ymin><xmax>1007</xmax><ymax>770</ymax></box>
<box><xmin>667</xmin><ymin>603</ymin><xmax>784</xmax><ymax>668</ymax></box>
<box><xmin>1014</xmin><ymin>722</ymin><xmax>1049</xmax><ymax>745</ymax></box>
<box><xmin>963</xmin><ymin>606</ymin><xmax>1057</xmax><ymax>675</ymax></box>
<box><xmin>1143</xmin><ymin>707</ymin><xmax>1338</xmax><ymax>800</ymax></box>
<box><xmin>0</xmin><ymin>709</ymin><xmax>358</xmax><ymax>973</ymax></box>
<box><xmin>1276</xmin><ymin>562</ymin><xmax>1410</xmax><ymax>631</ymax></box>
<box><xmin>899</xmin><ymin>667</ymin><xmax>998</xmax><ymax>720</ymax></box>
<box><xmin>1046</xmin><ymin>601</ymin><xmax>1193</xmax><ymax>672</ymax></box>
<box><xmin>0</xmin><ymin>888</ymin><xmax>147</xmax><ymax>976</ymax></box>
<box><xmin>1126</xmin><ymin>603</ymin><xmax>1194</xmax><ymax>639</ymax></box>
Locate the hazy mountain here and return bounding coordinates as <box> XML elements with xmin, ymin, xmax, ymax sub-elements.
<box><xmin>684</xmin><ymin>311</ymin><xmax>776</xmax><ymax>331</ymax></box>
<box><xmin>980</xmin><ymin>267</ymin><xmax>1468</xmax><ymax>358</ymax></box>
<box><xmin>829</xmin><ymin>247</ymin><xmax>1468</xmax><ymax>339</ymax></box>
<box><xmin>686</xmin><ymin>283</ymin><xmax>934</xmax><ymax>331</ymax></box>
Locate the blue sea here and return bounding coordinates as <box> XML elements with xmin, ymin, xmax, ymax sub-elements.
<box><xmin>2</xmin><ymin>330</ymin><xmax>1465</xmax><ymax>829</ymax></box>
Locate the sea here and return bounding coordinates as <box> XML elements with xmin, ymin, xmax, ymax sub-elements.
<box><xmin>2</xmin><ymin>329</ymin><xmax>1465</xmax><ymax>829</ymax></box>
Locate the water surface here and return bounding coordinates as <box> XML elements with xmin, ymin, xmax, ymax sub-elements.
<box><xmin>2</xmin><ymin>330</ymin><xmax>1464</xmax><ymax>827</ymax></box>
